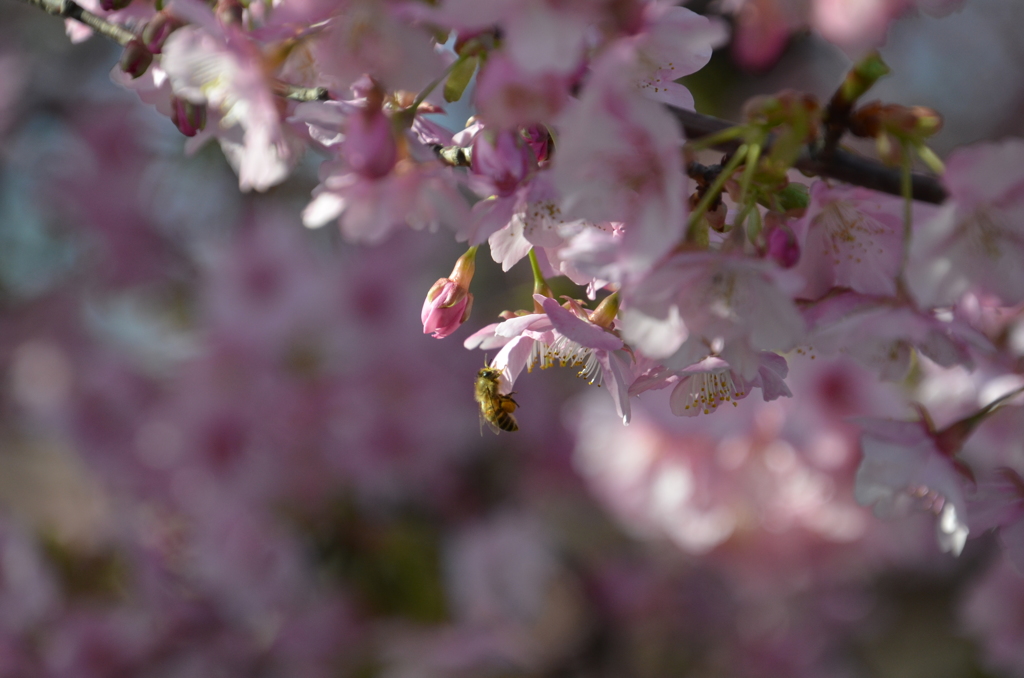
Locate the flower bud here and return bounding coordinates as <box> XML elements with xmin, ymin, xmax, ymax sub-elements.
<box><xmin>216</xmin><ymin>0</ymin><xmax>244</xmax><ymax>26</ymax></box>
<box><xmin>421</xmin><ymin>247</ymin><xmax>477</xmax><ymax>339</ymax></box>
<box><xmin>765</xmin><ymin>220</ymin><xmax>800</xmax><ymax>268</ymax></box>
<box><xmin>100</xmin><ymin>0</ymin><xmax>131</xmax><ymax>11</ymax></box>
<box><xmin>119</xmin><ymin>39</ymin><xmax>153</xmax><ymax>80</ymax></box>
<box><xmin>521</xmin><ymin>126</ymin><xmax>551</xmax><ymax>165</ymax></box>
<box><xmin>171</xmin><ymin>98</ymin><xmax>206</xmax><ymax>137</ymax></box>
<box><xmin>471</xmin><ymin>129</ymin><xmax>535</xmax><ymax>197</ymax></box>
<box><xmin>343</xmin><ymin>105</ymin><xmax>398</xmax><ymax>180</ymax></box>
<box><xmin>590</xmin><ymin>292</ymin><xmax>620</xmax><ymax>329</ymax></box>
<box><xmin>142</xmin><ymin>11</ymin><xmax>184</xmax><ymax>54</ymax></box>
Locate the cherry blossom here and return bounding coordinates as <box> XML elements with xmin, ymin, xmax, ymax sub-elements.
<box><xmin>550</xmin><ymin>45</ymin><xmax>688</xmax><ymax>276</ymax></box>
<box><xmin>853</xmin><ymin>417</ymin><xmax>970</xmax><ymax>555</ymax></box>
<box><xmin>791</xmin><ymin>181</ymin><xmax>912</xmax><ymax>299</ymax></box>
<box><xmin>622</xmin><ymin>252</ymin><xmax>805</xmax><ymax>378</ymax></box>
<box><xmin>161</xmin><ymin>10</ymin><xmax>303</xmax><ymax>191</ymax></box>
<box><xmin>906</xmin><ymin>138</ymin><xmax>1024</xmax><ymax>307</ymax></box>
<box><xmin>630</xmin><ymin>352</ymin><xmax>792</xmax><ymax>417</ymax></box>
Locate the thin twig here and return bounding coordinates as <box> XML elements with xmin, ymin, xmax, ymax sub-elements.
<box><xmin>20</xmin><ymin>0</ymin><xmax>137</xmax><ymax>45</ymax></box>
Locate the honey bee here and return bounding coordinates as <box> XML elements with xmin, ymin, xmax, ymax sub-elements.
<box><xmin>474</xmin><ymin>366</ymin><xmax>519</xmax><ymax>434</ymax></box>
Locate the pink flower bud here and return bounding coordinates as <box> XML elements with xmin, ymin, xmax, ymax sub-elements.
<box><xmin>171</xmin><ymin>98</ymin><xmax>206</xmax><ymax>137</ymax></box>
<box><xmin>521</xmin><ymin>126</ymin><xmax>551</xmax><ymax>165</ymax></box>
<box><xmin>421</xmin><ymin>279</ymin><xmax>473</xmax><ymax>339</ymax></box>
<box><xmin>766</xmin><ymin>222</ymin><xmax>800</xmax><ymax>268</ymax></box>
<box><xmin>216</xmin><ymin>0</ymin><xmax>244</xmax><ymax>26</ymax></box>
<box><xmin>142</xmin><ymin>11</ymin><xmax>184</xmax><ymax>54</ymax></box>
<box><xmin>119</xmin><ymin>39</ymin><xmax>153</xmax><ymax>80</ymax></box>
<box><xmin>421</xmin><ymin>247</ymin><xmax>477</xmax><ymax>339</ymax></box>
<box><xmin>471</xmin><ymin>130</ymin><xmax>535</xmax><ymax>197</ymax></box>
<box><xmin>343</xmin><ymin>106</ymin><xmax>398</xmax><ymax>180</ymax></box>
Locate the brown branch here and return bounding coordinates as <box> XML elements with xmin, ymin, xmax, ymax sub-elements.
<box><xmin>665</xmin><ymin>105</ymin><xmax>948</xmax><ymax>205</ymax></box>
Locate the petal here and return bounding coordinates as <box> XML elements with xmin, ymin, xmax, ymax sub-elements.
<box><xmin>539</xmin><ymin>296</ymin><xmax>623</xmax><ymax>351</ymax></box>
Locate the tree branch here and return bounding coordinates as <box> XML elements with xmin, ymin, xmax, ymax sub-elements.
<box><xmin>665</xmin><ymin>105</ymin><xmax>948</xmax><ymax>205</ymax></box>
<box><xmin>19</xmin><ymin>0</ymin><xmax>138</xmax><ymax>45</ymax></box>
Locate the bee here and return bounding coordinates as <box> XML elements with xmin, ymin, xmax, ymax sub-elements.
<box><xmin>474</xmin><ymin>366</ymin><xmax>519</xmax><ymax>434</ymax></box>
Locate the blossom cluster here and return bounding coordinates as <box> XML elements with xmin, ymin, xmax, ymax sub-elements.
<box><xmin>65</xmin><ymin>0</ymin><xmax>1024</xmax><ymax>607</ymax></box>
<box><xmin>3</xmin><ymin>0</ymin><xmax>1024</xmax><ymax>675</ymax></box>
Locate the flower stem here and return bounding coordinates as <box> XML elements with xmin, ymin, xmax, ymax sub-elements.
<box><xmin>688</xmin><ymin>144</ymin><xmax>748</xmax><ymax>233</ymax></box>
<box><xmin>528</xmin><ymin>248</ymin><xmax>553</xmax><ymax>309</ymax></box>
<box><xmin>409</xmin><ymin>54</ymin><xmax>469</xmax><ymax>114</ymax></box>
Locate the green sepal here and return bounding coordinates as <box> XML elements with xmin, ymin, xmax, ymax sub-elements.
<box><xmin>766</xmin><ymin>183</ymin><xmax>810</xmax><ymax>213</ymax></box>
<box><xmin>444</xmin><ymin>56</ymin><xmax>478</xmax><ymax>103</ymax></box>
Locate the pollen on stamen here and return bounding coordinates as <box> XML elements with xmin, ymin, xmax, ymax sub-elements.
<box><xmin>681</xmin><ymin>370</ymin><xmax>743</xmax><ymax>416</ymax></box>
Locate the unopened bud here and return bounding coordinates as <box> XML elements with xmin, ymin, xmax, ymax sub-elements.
<box><xmin>119</xmin><ymin>39</ymin><xmax>153</xmax><ymax>80</ymax></box>
<box><xmin>216</xmin><ymin>0</ymin><xmax>244</xmax><ymax>26</ymax></box>
<box><xmin>142</xmin><ymin>11</ymin><xmax>184</xmax><ymax>53</ymax></box>
<box><xmin>521</xmin><ymin>126</ymin><xmax>552</xmax><ymax>165</ymax></box>
<box><xmin>421</xmin><ymin>247</ymin><xmax>478</xmax><ymax>339</ymax></box>
<box><xmin>765</xmin><ymin>220</ymin><xmax>800</xmax><ymax>268</ymax></box>
<box><xmin>171</xmin><ymin>98</ymin><xmax>206</xmax><ymax>137</ymax></box>
<box><xmin>590</xmin><ymin>292</ymin><xmax>620</xmax><ymax>329</ymax></box>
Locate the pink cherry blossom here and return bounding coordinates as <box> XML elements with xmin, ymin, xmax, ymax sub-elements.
<box><xmin>631</xmin><ymin>352</ymin><xmax>792</xmax><ymax>417</ymax></box>
<box><xmin>311</xmin><ymin>0</ymin><xmax>443</xmax><ymax>94</ymax></box>
<box><xmin>550</xmin><ymin>45</ymin><xmax>688</xmax><ymax>276</ymax></box>
<box><xmin>161</xmin><ymin>15</ymin><xmax>303</xmax><ymax>191</ymax></box>
<box><xmin>619</xmin><ymin>2</ymin><xmax>728</xmax><ymax>109</ymax></box>
<box><xmin>424</xmin><ymin>0</ymin><xmax>597</xmax><ymax>76</ymax></box>
<box><xmin>473</xmin><ymin>52</ymin><xmax>571</xmax><ymax>130</ymax></box>
<box><xmin>343</xmin><ymin>103</ymin><xmax>398</xmax><ymax>180</ymax></box>
<box><xmin>906</xmin><ymin>138</ymin><xmax>1024</xmax><ymax>307</ymax></box>
<box><xmin>622</xmin><ymin>252</ymin><xmax>805</xmax><ymax>378</ymax></box>
<box><xmin>802</xmin><ymin>292</ymin><xmax>982</xmax><ymax>381</ymax></box>
<box><xmin>854</xmin><ymin>417</ymin><xmax>970</xmax><ymax>555</ymax></box>
<box><xmin>464</xmin><ymin>294</ymin><xmax>633</xmax><ymax>421</ymax></box>
<box><xmin>791</xmin><ymin>181</ymin><xmax>911</xmax><ymax>299</ymax></box>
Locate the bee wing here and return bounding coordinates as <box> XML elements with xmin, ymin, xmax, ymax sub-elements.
<box><xmin>478</xmin><ymin>410</ymin><xmax>502</xmax><ymax>436</ymax></box>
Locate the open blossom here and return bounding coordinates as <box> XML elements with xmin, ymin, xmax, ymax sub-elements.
<box><xmin>473</xmin><ymin>52</ymin><xmax>572</xmax><ymax>130</ymax></box>
<box><xmin>297</xmin><ymin>102</ymin><xmax>470</xmax><ymax>243</ymax></box>
<box><xmin>465</xmin><ymin>294</ymin><xmax>633</xmax><ymax>422</ymax></box>
<box><xmin>551</xmin><ymin>45</ymin><xmax>688</xmax><ymax>276</ymax></box>
<box><xmin>630</xmin><ymin>352</ymin><xmax>792</xmax><ymax>417</ymax></box>
<box><xmin>622</xmin><ymin>252</ymin><xmax>805</xmax><ymax>379</ymax></box>
<box><xmin>161</xmin><ymin>7</ymin><xmax>302</xmax><ymax>191</ymax></box>
<box><xmin>906</xmin><ymin>138</ymin><xmax>1024</xmax><ymax>308</ymax></box>
<box><xmin>854</xmin><ymin>417</ymin><xmax>970</xmax><ymax>555</ymax></box>
<box><xmin>425</xmin><ymin>0</ymin><xmax>597</xmax><ymax>76</ymax></box>
<box><xmin>619</xmin><ymin>2</ymin><xmax>727</xmax><ymax>109</ymax></box>
<box><xmin>802</xmin><ymin>292</ymin><xmax>983</xmax><ymax>381</ymax></box>
<box><xmin>311</xmin><ymin>0</ymin><xmax>443</xmax><ymax>93</ymax></box>
<box><xmin>792</xmin><ymin>181</ymin><xmax>915</xmax><ymax>299</ymax></box>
